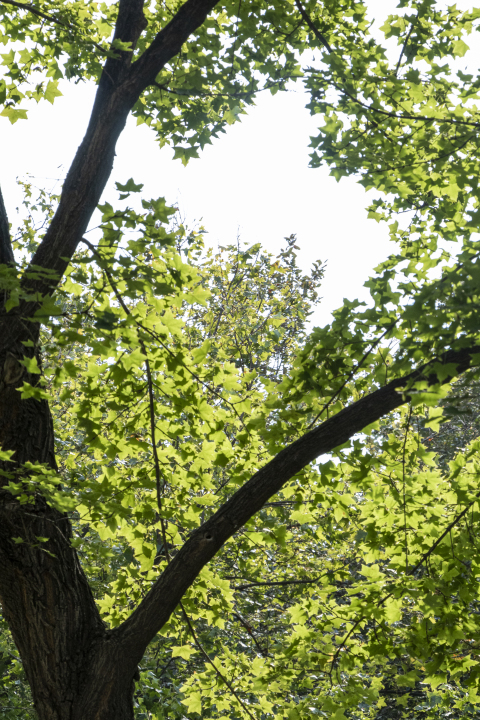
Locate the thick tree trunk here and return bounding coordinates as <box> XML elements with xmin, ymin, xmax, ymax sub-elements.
<box><xmin>0</xmin><ymin>336</ymin><xmax>139</xmax><ymax>720</ymax></box>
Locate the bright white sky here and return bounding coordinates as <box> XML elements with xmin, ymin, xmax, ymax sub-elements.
<box><xmin>1</xmin><ymin>0</ymin><xmax>478</xmax><ymax>327</ymax></box>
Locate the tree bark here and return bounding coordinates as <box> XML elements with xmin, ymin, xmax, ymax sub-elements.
<box><xmin>0</xmin><ymin>334</ymin><xmax>112</xmax><ymax>719</ymax></box>
<box><xmin>0</xmin><ymin>186</ymin><xmax>14</xmax><ymax>266</ymax></box>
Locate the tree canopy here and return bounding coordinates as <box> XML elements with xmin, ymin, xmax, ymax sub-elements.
<box><xmin>2</xmin><ymin>1</ymin><xmax>480</xmax><ymax>719</ymax></box>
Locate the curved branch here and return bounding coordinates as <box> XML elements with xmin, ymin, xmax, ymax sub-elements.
<box><xmin>114</xmin><ymin>342</ymin><xmax>480</xmax><ymax>663</ymax></box>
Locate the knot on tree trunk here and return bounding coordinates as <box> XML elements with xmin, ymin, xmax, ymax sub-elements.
<box><xmin>2</xmin><ymin>352</ymin><xmax>24</xmax><ymax>386</ymax></box>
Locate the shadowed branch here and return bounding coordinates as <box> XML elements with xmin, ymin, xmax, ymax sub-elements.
<box><xmin>114</xmin><ymin>341</ymin><xmax>480</xmax><ymax>662</ymax></box>
<box><xmin>0</xmin><ymin>187</ymin><xmax>14</xmax><ymax>265</ymax></box>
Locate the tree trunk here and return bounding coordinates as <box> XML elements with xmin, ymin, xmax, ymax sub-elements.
<box><xmin>0</xmin><ymin>336</ymin><xmax>139</xmax><ymax>720</ymax></box>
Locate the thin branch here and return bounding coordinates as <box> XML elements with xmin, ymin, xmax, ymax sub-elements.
<box><xmin>233</xmin><ymin>577</ymin><xmax>324</xmax><ymax>590</ymax></box>
<box><xmin>144</xmin><ymin>354</ymin><xmax>165</xmax><ymax>510</ymax></box>
<box><xmin>330</xmin><ymin>75</ymin><xmax>480</xmax><ymax>129</ymax></box>
<box><xmin>395</xmin><ymin>20</ymin><xmax>415</xmax><ymax>76</ymax></box>
<box><xmin>232</xmin><ymin>611</ymin><xmax>269</xmax><ymax>657</ymax></box>
<box><xmin>79</xmin><ymin>238</ymin><xmax>171</xmax><ymax>550</ymax></box>
<box><xmin>180</xmin><ymin>602</ymin><xmax>257</xmax><ymax>720</ymax></box>
<box><xmin>153</xmin><ymin>78</ymin><xmax>285</xmax><ymax>100</ymax></box>
<box><xmin>146</xmin><ymin>350</ymin><xmax>171</xmax><ymax>560</ymax></box>
<box><xmin>155</xmin><ymin>654</ymin><xmax>175</xmax><ymax>678</ymax></box>
<box><xmin>229</xmin><ymin>0</ymin><xmax>243</xmax><ymax>76</ymax></box>
<box><xmin>0</xmin><ymin>0</ymin><xmax>109</xmax><ymax>55</ymax></box>
<box><xmin>409</xmin><ymin>497</ymin><xmax>478</xmax><ymax>577</ymax></box>
<box><xmin>294</xmin><ymin>0</ymin><xmax>332</xmax><ymax>53</ymax></box>
<box><xmin>0</xmin><ymin>0</ymin><xmax>70</xmax><ymax>28</ymax></box>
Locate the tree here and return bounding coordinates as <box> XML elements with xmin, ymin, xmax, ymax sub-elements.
<box><xmin>0</xmin><ymin>213</ymin><xmax>326</xmax><ymax>719</ymax></box>
<box><xmin>2</xmin><ymin>1</ymin><xmax>480</xmax><ymax>719</ymax></box>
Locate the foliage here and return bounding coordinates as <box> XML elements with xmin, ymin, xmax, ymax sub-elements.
<box><xmin>0</xmin><ymin>615</ymin><xmax>35</xmax><ymax>720</ymax></box>
<box><xmin>4</xmin><ymin>1</ymin><xmax>480</xmax><ymax>719</ymax></box>
<box><xmin>1</xmin><ymin>183</ymin><xmax>326</xmax><ymax>717</ymax></box>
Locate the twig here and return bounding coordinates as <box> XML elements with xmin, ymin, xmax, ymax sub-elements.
<box><xmin>408</xmin><ymin>497</ymin><xmax>477</xmax><ymax>577</ymax></box>
<box><xmin>144</xmin><ymin>354</ymin><xmax>165</xmax><ymax>512</ymax></box>
<box><xmin>0</xmin><ymin>0</ymin><xmax>70</xmax><ymax>28</ymax></box>
<box><xmin>180</xmin><ymin>602</ymin><xmax>257</xmax><ymax>720</ymax></box>
<box><xmin>152</xmin><ymin>77</ymin><xmax>284</xmax><ymax>101</ymax></box>
<box><xmin>395</xmin><ymin>20</ymin><xmax>415</xmax><ymax>76</ymax></box>
<box><xmin>307</xmin><ymin>323</ymin><xmax>396</xmax><ymax>430</ymax></box>
<box><xmin>232</xmin><ymin>611</ymin><xmax>269</xmax><ymax>657</ymax></box>
<box><xmin>294</xmin><ymin>0</ymin><xmax>332</xmax><ymax>53</ymax></box>
<box><xmin>329</xmin><ymin>75</ymin><xmax>480</xmax><ymax>129</ymax></box>
<box><xmin>229</xmin><ymin>0</ymin><xmax>243</xmax><ymax>77</ymax></box>
<box><xmin>233</xmin><ymin>576</ymin><xmax>324</xmax><ymax>590</ymax></box>
<box><xmin>156</xmin><ymin>654</ymin><xmax>175</xmax><ymax>678</ymax></box>
<box><xmin>0</xmin><ymin>0</ymin><xmax>108</xmax><ymax>55</ymax></box>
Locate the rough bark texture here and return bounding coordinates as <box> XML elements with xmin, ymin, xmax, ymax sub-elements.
<box><xmin>1</xmin><ymin>0</ymin><xmax>478</xmax><ymax>718</ymax></box>
<box><xmin>0</xmin><ymin>340</ymin><xmax>112</xmax><ymax>719</ymax></box>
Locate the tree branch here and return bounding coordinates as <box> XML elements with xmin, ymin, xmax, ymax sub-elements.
<box><xmin>395</xmin><ymin>20</ymin><xmax>415</xmax><ymax>76</ymax></box>
<box><xmin>232</xmin><ymin>611</ymin><xmax>269</xmax><ymax>657</ymax></box>
<box><xmin>0</xmin><ymin>0</ymin><xmax>70</xmax><ymax>29</ymax></box>
<box><xmin>127</xmin><ymin>0</ymin><xmax>220</xmax><ymax>91</ymax></box>
<box><xmin>233</xmin><ymin>577</ymin><xmax>323</xmax><ymax>590</ymax></box>
<box><xmin>0</xmin><ymin>186</ymin><xmax>14</xmax><ymax>265</ymax></box>
<box><xmin>294</xmin><ymin>0</ymin><xmax>332</xmax><ymax>53</ymax></box>
<box><xmin>113</xmin><ymin>342</ymin><xmax>480</xmax><ymax>664</ymax></box>
<box><xmin>5</xmin><ymin>0</ymin><xmax>220</xmax><ymax>351</ymax></box>
<box><xmin>97</xmin><ymin>0</ymin><xmax>148</xmax><ymax>93</ymax></box>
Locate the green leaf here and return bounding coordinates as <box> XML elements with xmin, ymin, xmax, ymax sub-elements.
<box><xmin>172</xmin><ymin>645</ymin><xmax>195</xmax><ymax>660</ymax></box>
